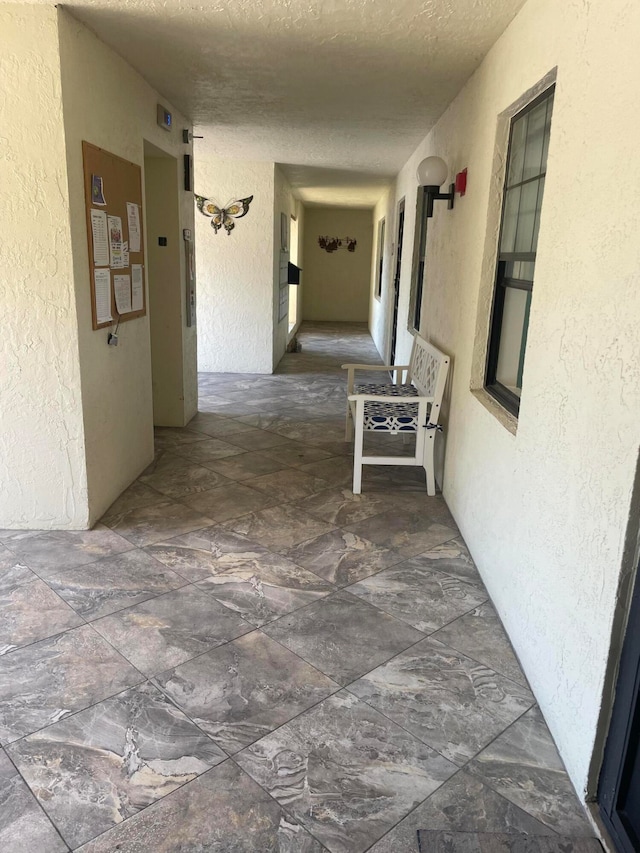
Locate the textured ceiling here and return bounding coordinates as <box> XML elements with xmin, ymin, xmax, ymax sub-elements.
<box><xmin>276</xmin><ymin>165</ymin><xmax>394</xmax><ymax>208</ymax></box>
<box><xmin>46</xmin><ymin>0</ymin><xmax>525</xmax><ymax>205</ymax></box>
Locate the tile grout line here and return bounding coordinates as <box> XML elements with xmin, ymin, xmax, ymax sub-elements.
<box><xmin>340</xmin><ymin>662</ymin><xmax>537</xmax><ymax>776</ymax></box>
<box><xmin>3</xmin><ymin>512</ymin><xmax>473</xmax><ymax>714</ymax></box>
<box><xmin>2</xmin><ymin>630</ymin><xmax>148</xmax><ymax>750</ymax></box>
<box><xmin>4</xmin><ymin>510</ymin><xmax>497</xmax><ymax>690</ymax></box>
<box><xmin>228</xmin><ymin>752</ymin><xmax>334</xmax><ymax>853</ymax></box>
<box><xmin>441</xmin><ymin>703</ymin><xmax>563</xmax><ymax>836</ymax></box>
<box><xmin>358</xmin><ymin>767</ymin><xmax>470</xmax><ymax>853</ymax></box>
<box><xmin>5</xmin><ymin>511</ymin><xmax>427</xmax><ymax>666</ymax></box>
<box><xmin>452</xmin><ymin>703</ymin><xmax>595</xmax><ymax>837</ymax></box>
<box><xmin>428</xmin><ymin>606</ymin><xmax>532</xmax><ymax>690</ymax></box>
<box><xmin>342</xmin><ymin>577</ymin><xmax>490</xmax><ymax>635</ymax></box>
<box><xmin>4</xmin><ymin>327</ymin><xmax>577</xmax><ymax>851</ymax></box>
<box><xmin>2</xmin><ymin>746</ymin><xmax>72</xmax><ymax>852</ymax></box>
<box><xmin>7</xmin><ymin>548</ymin><xmax>195</xmax><ymax>627</ymax></box>
<box><xmin>48</xmin><ymin>591</ymin><xmax>468</xmax><ymax>848</ymax></box>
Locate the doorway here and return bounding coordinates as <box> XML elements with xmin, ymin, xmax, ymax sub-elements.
<box><xmin>389</xmin><ymin>198</ymin><xmax>405</xmax><ymax>365</ymax></box>
<box><xmin>288</xmin><ymin>214</ymin><xmax>299</xmax><ymax>333</ymax></box>
<box><xmin>143</xmin><ymin>142</ymin><xmax>185</xmax><ymax>426</ymax></box>
<box><xmin>598</xmin><ymin>556</ymin><xmax>640</xmax><ymax>852</ymax></box>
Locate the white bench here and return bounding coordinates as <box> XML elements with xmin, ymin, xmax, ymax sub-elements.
<box><xmin>342</xmin><ymin>335</ymin><xmax>451</xmax><ymax>495</ymax></box>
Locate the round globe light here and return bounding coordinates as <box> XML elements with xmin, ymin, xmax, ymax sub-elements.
<box><xmin>416</xmin><ymin>156</ymin><xmax>448</xmax><ymax>187</ymax></box>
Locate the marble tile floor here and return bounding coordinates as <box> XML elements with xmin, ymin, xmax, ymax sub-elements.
<box><xmin>0</xmin><ymin>322</ymin><xmax>598</xmax><ymax>852</ymax></box>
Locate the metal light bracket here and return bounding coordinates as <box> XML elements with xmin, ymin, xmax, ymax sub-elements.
<box><xmin>424</xmin><ymin>183</ymin><xmax>455</xmax><ymax>218</ymax></box>
<box><xmin>182</xmin><ymin>129</ymin><xmax>204</xmax><ymax>144</ymax></box>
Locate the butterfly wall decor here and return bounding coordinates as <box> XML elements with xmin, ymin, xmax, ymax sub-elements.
<box><xmin>195</xmin><ymin>195</ymin><xmax>254</xmax><ymax>234</ymax></box>
<box><xmin>318</xmin><ymin>236</ymin><xmax>357</xmax><ymax>253</ymax></box>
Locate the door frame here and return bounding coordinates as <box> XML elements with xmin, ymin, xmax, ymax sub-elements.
<box><xmin>598</xmin><ymin>556</ymin><xmax>640</xmax><ymax>853</ymax></box>
<box><xmin>143</xmin><ymin>141</ymin><xmax>188</xmax><ymax>427</ymax></box>
<box><xmin>388</xmin><ymin>197</ymin><xmax>405</xmax><ymax>365</ymax></box>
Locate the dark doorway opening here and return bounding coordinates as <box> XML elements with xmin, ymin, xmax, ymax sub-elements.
<box><xmin>389</xmin><ymin>198</ymin><xmax>405</xmax><ymax>366</ymax></box>
<box><xmin>598</xmin><ymin>557</ymin><xmax>640</xmax><ymax>852</ymax></box>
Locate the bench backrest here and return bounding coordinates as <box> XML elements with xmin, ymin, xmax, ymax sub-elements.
<box><xmin>407</xmin><ymin>335</ymin><xmax>451</xmax><ymax>426</ymax></box>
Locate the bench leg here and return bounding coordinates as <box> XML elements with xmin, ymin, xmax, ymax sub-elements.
<box><xmin>352</xmin><ymin>403</ymin><xmax>365</xmax><ymax>494</ymax></box>
<box><xmin>424</xmin><ymin>433</ymin><xmax>436</xmax><ymax>496</ymax></box>
<box><xmin>345</xmin><ymin>401</ymin><xmax>354</xmax><ymax>442</ymax></box>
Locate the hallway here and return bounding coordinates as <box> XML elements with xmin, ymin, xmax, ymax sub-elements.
<box><xmin>0</xmin><ymin>324</ymin><xmax>598</xmax><ymax>852</ymax></box>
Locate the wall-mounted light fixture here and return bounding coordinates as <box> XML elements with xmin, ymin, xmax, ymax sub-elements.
<box><xmin>182</xmin><ymin>129</ymin><xmax>204</xmax><ymax>144</ymax></box>
<box><xmin>416</xmin><ymin>156</ymin><xmax>455</xmax><ymax>218</ymax></box>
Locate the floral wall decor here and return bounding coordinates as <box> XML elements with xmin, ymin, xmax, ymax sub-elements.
<box><xmin>318</xmin><ymin>236</ymin><xmax>357</xmax><ymax>253</ymax></box>
<box><xmin>196</xmin><ymin>194</ymin><xmax>254</xmax><ymax>234</ymax></box>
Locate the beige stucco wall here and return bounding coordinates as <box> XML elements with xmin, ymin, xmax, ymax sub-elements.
<box><xmin>0</xmin><ymin>5</ymin><xmax>89</xmax><ymax>528</ymax></box>
<box><xmin>0</xmin><ymin>5</ymin><xmax>196</xmax><ymax>528</ymax></box>
<box><xmin>372</xmin><ymin>0</ymin><xmax>640</xmax><ymax>797</ymax></box>
<box><xmin>194</xmin><ymin>158</ymin><xmax>275</xmax><ymax>374</ymax></box>
<box><xmin>58</xmin><ymin>8</ymin><xmax>196</xmax><ymax>525</ymax></box>
<box><xmin>302</xmin><ymin>207</ymin><xmax>373</xmax><ymax>322</ymax></box>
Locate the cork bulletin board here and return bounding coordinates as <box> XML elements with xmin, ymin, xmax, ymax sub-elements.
<box><xmin>82</xmin><ymin>141</ymin><xmax>146</xmax><ymax>330</ymax></box>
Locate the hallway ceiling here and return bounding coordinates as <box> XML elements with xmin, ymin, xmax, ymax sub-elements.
<box><xmin>53</xmin><ymin>0</ymin><xmax>525</xmax><ymax>206</ymax></box>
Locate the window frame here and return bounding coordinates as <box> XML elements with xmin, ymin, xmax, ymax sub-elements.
<box><xmin>485</xmin><ymin>85</ymin><xmax>555</xmax><ymax>417</ymax></box>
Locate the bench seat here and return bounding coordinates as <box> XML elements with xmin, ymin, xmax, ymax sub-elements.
<box><xmin>355</xmin><ymin>382</ymin><xmax>419</xmax><ymax>398</ymax></box>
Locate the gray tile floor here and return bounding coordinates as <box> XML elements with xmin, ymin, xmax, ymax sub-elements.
<box><xmin>0</xmin><ymin>323</ymin><xmax>599</xmax><ymax>852</ymax></box>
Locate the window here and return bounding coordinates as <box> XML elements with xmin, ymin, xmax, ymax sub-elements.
<box><xmin>485</xmin><ymin>86</ymin><xmax>554</xmax><ymax>416</ymax></box>
<box><xmin>408</xmin><ymin>188</ymin><xmax>427</xmax><ymax>333</ymax></box>
<box><xmin>375</xmin><ymin>217</ymin><xmax>385</xmax><ymax>299</ymax></box>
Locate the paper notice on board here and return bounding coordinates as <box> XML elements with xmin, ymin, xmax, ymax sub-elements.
<box><xmin>114</xmin><ymin>274</ymin><xmax>132</xmax><ymax>314</ymax></box>
<box><xmin>90</xmin><ymin>209</ymin><xmax>109</xmax><ymax>267</ymax></box>
<box><xmin>91</xmin><ymin>175</ymin><xmax>107</xmax><ymax>206</ymax></box>
<box><xmin>122</xmin><ymin>241</ymin><xmax>130</xmax><ymax>268</ymax></box>
<box><xmin>131</xmin><ymin>264</ymin><xmax>144</xmax><ymax>311</ymax></box>
<box><xmin>126</xmin><ymin>202</ymin><xmax>141</xmax><ymax>252</ymax></box>
<box><xmin>94</xmin><ymin>268</ymin><xmax>112</xmax><ymax>323</ymax></box>
<box><xmin>108</xmin><ymin>215</ymin><xmax>125</xmax><ymax>268</ymax></box>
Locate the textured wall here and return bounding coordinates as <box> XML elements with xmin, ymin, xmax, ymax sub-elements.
<box><xmin>0</xmin><ymin>5</ymin><xmax>89</xmax><ymax>528</ymax></box>
<box><xmin>58</xmin><ymin>8</ymin><xmax>196</xmax><ymax>524</ymax></box>
<box><xmin>374</xmin><ymin>0</ymin><xmax>640</xmax><ymax>797</ymax></box>
<box><xmin>302</xmin><ymin>207</ymin><xmax>374</xmax><ymax>322</ymax></box>
<box><xmin>194</xmin><ymin>158</ymin><xmax>275</xmax><ymax>374</ymax></box>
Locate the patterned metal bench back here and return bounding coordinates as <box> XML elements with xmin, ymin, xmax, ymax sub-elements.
<box><xmin>407</xmin><ymin>336</ymin><xmax>451</xmax><ymax>425</ymax></box>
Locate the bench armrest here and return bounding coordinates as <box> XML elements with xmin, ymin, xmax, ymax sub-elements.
<box><xmin>341</xmin><ymin>363</ymin><xmax>410</xmax><ymax>371</ymax></box>
<box><xmin>348</xmin><ymin>394</ymin><xmax>434</xmax><ymax>404</ymax></box>
<box><xmin>343</xmin><ymin>362</ymin><xmax>411</xmax><ymax>393</ymax></box>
